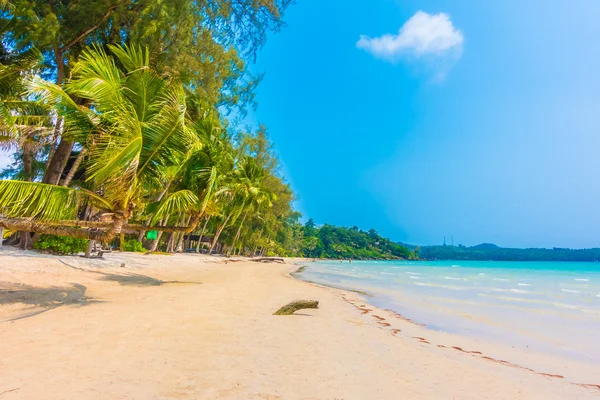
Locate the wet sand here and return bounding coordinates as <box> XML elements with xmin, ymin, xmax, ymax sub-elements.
<box><xmin>0</xmin><ymin>249</ymin><xmax>598</xmax><ymax>399</ymax></box>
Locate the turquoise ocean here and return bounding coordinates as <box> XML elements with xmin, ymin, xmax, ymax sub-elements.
<box><xmin>296</xmin><ymin>260</ymin><xmax>600</xmax><ymax>363</ymax></box>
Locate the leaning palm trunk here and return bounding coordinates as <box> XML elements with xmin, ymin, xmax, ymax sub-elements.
<box><xmin>42</xmin><ymin>117</ymin><xmax>64</xmax><ymax>183</ymax></box>
<box><xmin>125</xmin><ymin>212</ymin><xmax>203</xmax><ymax>234</ymax></box>
<box><xmin>60</xmin><ymin>147</ymin><xmax>87</xmax><ymax>187</ymax></box>
<box><xmin>137</xmin><ymin>228</ymin><xmax>146</xmax><ymax>243</ymax></box>
<box><xmin>145</xmin><ymin>213</ymin><xmax>203</xmax><ymax>252</ymax></box>
<box><xmin>176</xmin><ymin>215</ymin><xmax>192</xmax><ymax>252</ymax></box>
<box><xmin>150</xmin><ymin>231</ymin><xmax>164</xmax><ymax>252</ymax></box>
<box><xmin>165</xmin><ymin>232</ymin><xmax>177</xmax><ymax>253</ymax></box>
<box><xmin>209</xmin><ymin>214</ymin><xmax>231</xmax><ymax>254</ymax></box>
<box><xmin>137</xmin><ymin>182</ymin><xmax>173</xmax><ymax>241</ymax></box>
<box><xmin>149</xmin><ymin>217</ymin><xmax>166</xmax><ymax>252</ymax></box>
<box><xmin>0</xmin><ymin>215</ymin><xmax>125</xmax><ymax>242</ymax></box>
<box><xmin>196</xmin><ymin>217</ymin><xmax>210</xmax><ymax>253</ymax></box>
<box><xmin>18</xmin><ymin>165</ymin><xmax>34</xmax><ymax>249</ymax></box>
<box><xmin>43</xmin><ymin>140</ymin><xmax>74</xmax><ymax>185</ymax></box>
<box><xmin>228</xmin><ymin>211</ymin><xmax>248</xmax><ymax>256</ymax></box>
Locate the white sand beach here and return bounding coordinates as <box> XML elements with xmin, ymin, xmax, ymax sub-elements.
<box><xmin>0</xmin><ymin>250</ymin><xmax>598</xmax><ymax>399</ymax></box>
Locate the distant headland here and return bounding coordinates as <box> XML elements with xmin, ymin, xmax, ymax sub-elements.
<box><xmin>410</xmin><ymin>243</ymin><xmax>600</xmax><ymax>262</ymax></box>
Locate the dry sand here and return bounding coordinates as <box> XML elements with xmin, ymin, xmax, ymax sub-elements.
<box><xmin>0</xmin><ymin>249</ymin><xmax>598</xmax><ymax>399</ymax></box>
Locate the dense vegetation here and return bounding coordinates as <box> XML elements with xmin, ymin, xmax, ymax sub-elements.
<box><xmin>0</xmin><ymin>1</ymin><xmax>411</xmax><ymax>260</ymax></box>
<box><xmin>417</xmin><ymin>243</ymin><xmax>600</xmax><ymax>262</ymax></box>
<box><xmin>303</xmin><ymin>220</ymin><xmax>413</xmax><ymax>260</ymax></box>
<box><xmin>32</xmin><ymin>234</ymin><xmax>87</xmax><ymax>255</ymax></box>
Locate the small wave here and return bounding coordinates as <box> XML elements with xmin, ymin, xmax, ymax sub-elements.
<box><xmin>510</xmin><ymin>289</ymin><xmax>529</xmax><ymax>294</ymax></box>
<box><xmin>574</xmin><ymin>278</ymin><xmax>589</xmax><ymax>282</ymax></box>
<box><xmin>380</xmin><ymin>272</ymin><xmax>395</xmax><ymax>275</ymax></box>
<box><xmin>451</xmin><ymin>265</ymin><xmax>460</xmax><ymax>268</ymax></box>
<box><xmin>494</xmin><ymin>295</ymin><xmax>534</xmax><ymax>303</ymax></box>
<box><xmin>445</xmin><ymin>276</ymin><xmax>461</xmax><ymax>281</ymax></box>
<box><xmin>490</xmin><ymin>288</ymin><xmax>528</xmax><ymax>293</ymax></box>
<box><xmin>493</xmin><ymin>278</ymin><xmax>509</xmax><ymax>282</ymax></box>
<box><xmin>553</xmin><ymin>302</ymin><xmax>579</xmax><ymax>309</ymax></box>
<box><xmin>406</xmin><ymin>272</ymin><xmax>420</xmax><ymax>275</ymax></box>
<box><xmin>517</xmin><ymin>283</ymin><xmax>532</xmax><ymax>287</ymax></box>
<box><xmin>478</xmin><ymin>273</ymin><xmax>485</xmax><ymax>276</ymax></box>
<box><xmin>561</xmin><ymin>289</ymin><xmax>580</xmax><ymax>293</ymax></box>
<box><xmin>412</xmin><ymin>282</ymin><xmax>464</xmax><ymax>290</ymax></box>
<box><xmin>491</xmin><ymin>288</ymin><xmax>529</xmax><ymax>293</ymax></box>
<box><xmin>409</xmin><ymin>276</ymin><xmax>420</xmax><ymax>280</ymax></box>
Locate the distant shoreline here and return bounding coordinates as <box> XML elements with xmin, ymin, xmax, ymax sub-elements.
<box><xmin>404</xmin><ymin>243</ymin><xmax>600</xmax><ymax>262</ymax></box>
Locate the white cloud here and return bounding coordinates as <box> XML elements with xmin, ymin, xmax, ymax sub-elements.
<box><xmin>357</xmin><ymin>11</ymin><xmax>464</xmax><ymax>62</ymax></box>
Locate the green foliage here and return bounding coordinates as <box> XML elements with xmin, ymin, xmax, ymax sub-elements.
<box><xmin>122</xmin><ymin>239</ymin><xmax>146</xmax><ymax>253</ymax></box>
<box><xmin>32</xmin><ymin>234</ymin><xmax>88</xmax><ymax>255</ymax></box>
<box><xmin>4</xmin><ymin>0</ymin><xmax>293</xmax><ymax>109</ymax></box>
<box><xmin>0</xmin><ymin>180</ymin><xmax>82</xmax><ymax>221</ymax></box>
<box><xmin>0</xmin><ymin>6</ymin><xmax>415</xmax><ymax>260</ymax></box>
<box><xmin>418</xmin><ymin>244</ymin><xmax>600</xmax><ymax>262</ymax></box>
<box><xmin>300</xmin><ymin>222</ymin><xmax>411</xmax><ymax>260</ymax></box>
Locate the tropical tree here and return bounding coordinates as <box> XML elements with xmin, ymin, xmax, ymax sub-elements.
<box><xmin>226</xmin><ymin>157</ymin><xmax>275</xmax><ymax>255</ymax></box>
<box><xmin>3</xmin><ymin>0</ymin><xmax>294</xmax><ymax>185</ymax></box>
<box><xmin>0</xmin><ymin>45</ymin><xmax>203</xmax><ymax>243</ymax></box>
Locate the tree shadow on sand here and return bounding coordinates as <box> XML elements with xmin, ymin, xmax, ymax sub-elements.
<box><xmin>0</xmin><ymin>282</ymin><xmax>99</xmax><ymax>321</ymax></box>
<box><xmin>55</xmin><ymin>259</ymin><xmax>201</xmax><ymax>287</ymax></box>
<box><xmin>95</xmin><ymin>272</ymin><xmax>200</xmax><ymax>287</ymax></box>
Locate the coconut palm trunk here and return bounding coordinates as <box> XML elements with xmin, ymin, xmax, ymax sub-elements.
<box><xmin>165</xmin><ymin>232</ymin><xmax>175</xmax><ymax>253</ymax></box>
<box><xmin>196</xmin><ymin>217</ymin><xmax>210</xmax><ymax>253</ymax></box>
<box><xmin>60</xmin><ymin>148</ymin><xmax>86</xmax><ymax>187</ymax></box>
<box><xmin>209</xmin><ymin>213</ymin><xmax>231</xmax><ymax>254</ymax></box>
<box><xmin>150</xmin><ymin>231</ymin><xmax>163</xmax><ymax>252</ymax></box>
<box><xmin>175</xmin><ymin>215</ymin><xmax>192</xmax><ymax>252</ymax></box>
<box><xmin>149</xmin><ymin>217</ymin><xmax>166</xmax><ymax>252</ymax></box>
<box><xmin>18</xmin><ymin>160</ymin><xmax>34</xmax><ymax>249</ymax></box>
<box><xmin>137</xmin><ymin>181</ymin><xmax>174</xmax><ymax>241</ymax></box>
<box><xmin>43</xmin><ymin>141</ymin><xmax>74</xmax><ymax>185</ymax></box>
<box><xmin>228</xmin><ymin>211</ymin><xmax>248</xmax><ymax>256</ymax></box>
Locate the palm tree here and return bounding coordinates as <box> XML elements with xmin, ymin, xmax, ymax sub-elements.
<box><xmin>0</xmin><ymin>45</ymin><xmax>202</xmax><ymax>242</ymax></box>
<box><xmin>1</xmin><ymin>47</ymin><xmax>57</xmax><ymax>247</ymax></box>
<box><xmin>226</xmin><ymin>157</ymin><xmax>275</xmax><ymax>256</ymax></box>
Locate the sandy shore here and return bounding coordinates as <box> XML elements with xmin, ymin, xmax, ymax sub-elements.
<box><xmin>0</xmin><ymin>249</ymin><xmax>598</xmax><ymax>399</ymax></box>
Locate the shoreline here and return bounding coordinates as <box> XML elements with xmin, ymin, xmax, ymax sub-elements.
<box><xmin>1</xmin><ymin>249</ymin><xmax>598</xmax><ymax>399</ymax></box>
<box><xmin>288</xmin><ymin>259</ymin><xmax>600</xmax><ymax>387</ymax></box>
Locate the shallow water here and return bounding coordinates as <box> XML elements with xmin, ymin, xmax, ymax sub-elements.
<box><xmin>296</xmin><ymin>260</ymin><xmax>600</xmax><ymax>363</ymax></box>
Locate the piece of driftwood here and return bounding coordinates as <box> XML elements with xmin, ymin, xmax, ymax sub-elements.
<box><xmin>253</xmin><ymin>257</ymin><xmax>285</xmax><ymax>264</ymax></box>
<box><xmin>273</xmin><ymin>300</ymin><xmax>319</xmax><ymax>315</ymax></box>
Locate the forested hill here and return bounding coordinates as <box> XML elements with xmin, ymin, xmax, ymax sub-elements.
<box><xmin>302</xmin><ymin>220</ymin><xmax>413</xmax><ymax>260</ymax></box>
<box><xmin>417</xmin><ymin>244</ymin><xmax>600</xmax><ymax>262</ymax></box>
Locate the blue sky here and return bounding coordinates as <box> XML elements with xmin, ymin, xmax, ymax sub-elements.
<box><xmin>1</xmin><ymin>1</ymin><xmax>598</xmax><ymax>248</ymax></box>
<box><xmin>249</xmin><ymin>0</ymin><xmax>600</xmax><ymax>248</ymax></box>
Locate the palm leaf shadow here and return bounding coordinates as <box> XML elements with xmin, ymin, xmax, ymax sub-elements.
<box><xmin>96</xmin><ymin>272</ymin><xmax>200</xmax><ymax>287</ymax></box>
<box><xmin>0</xmin><ymin>282</ymin><xmax>100</xmax><ymax>321</ymax></box>
<box><xmin>56</xmin><ymin>259</ymin><xmax>201</xmax><ymax>287</ymax></box>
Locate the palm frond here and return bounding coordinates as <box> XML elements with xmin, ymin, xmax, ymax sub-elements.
<box><xmin>0</xmin><ymin>180</ymin><xmax>81</xmax><ymax>221</ymax></box>
<box><xmin>148</xmin><ymin>190</ymin><xmax>200</xmax><ymax>224</ymax></box>
<box><xmin>27</xmin><ymin>76</ymin><xmax>97</xmax><ymax>142</ymax></box>
<box><xmin>66</xmin><ymin>45</ymin><xmax>127</xmax><ymax>116</ymax></box>
<box><xmin>137</xmin><ymin>85</ymin><xmax>197</xmax><ymax>180</ymax></box>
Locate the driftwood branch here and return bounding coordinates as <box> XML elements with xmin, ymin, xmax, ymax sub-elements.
<box><xmin>252</xmin><ymin>257</ymin><xmax>285</xmax><ymax>264</ymax></box>
<box><xmin>273</xmin><ymin>300</ymin><xmax>319</xmax><ymax>315</ymax></box>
